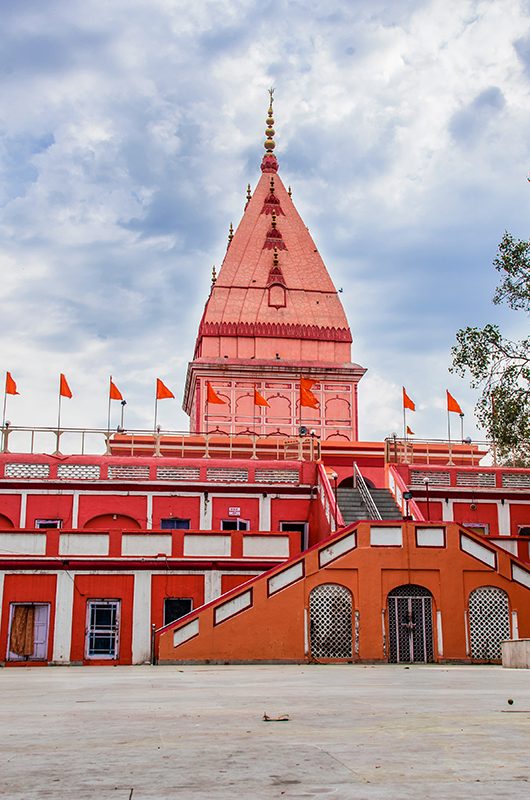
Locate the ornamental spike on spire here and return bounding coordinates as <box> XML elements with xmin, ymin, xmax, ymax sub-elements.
<box><xmin>264</xmin><ymin>87</ymin><xmax>275</xmax><ymax>153</ymax></box>
<box><xmin>261</xmin><ymin>88</ymin><xmax>279</xmax><ymax>174</ymax></box>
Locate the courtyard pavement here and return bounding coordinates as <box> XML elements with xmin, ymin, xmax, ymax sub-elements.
<box><xmin>1</xmin><ymin>664</ymin><xmax>529</xmax><ymax>799</ymax></box>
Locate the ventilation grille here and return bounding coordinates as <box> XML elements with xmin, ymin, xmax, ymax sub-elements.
<box><xmin>469</xmin><ymin>586</ymin><xmax>510</xmax><ymax>660</ymax></box>
<box><xmin>206</xmin><ymin>467</ymin><xmax>248</xmax><ymax>482</ymax></box>
<box><xmin>4</xmin><ymin>463</ymin><xmax>50</xmax><ymax>479</ymax></box>
<box><xmin>255</xmin><ymin>468</ymin><xmax>299</xmax><ymax>484</ymax></box>
<box><xmin>456</xmin><ymin>472</ymin><xmax>496</xmax><ymax>487</ymax></box>
<box><xmin>502</xmin><ymin>472</ymin><xmax>530</xmax><ymax>489</ymax></box>
<box><xmin>156</xmin><ymin>466</ymin><xmax>201</xmax><ymax>481</ymax></box>
<box><xmin>309</xmin><ymin>584</ymin><xmax>352</xmax><ymax>659</ymax></box>
<box><xmin>410</xmin><ymin>471</ymin><xmax>450</xmax><ymax>486</ymax></box>
<box><xmin>108</xmin><ymin>465</ymin><xmax>150</xmax><ymax>480</ymax></box>
<box><xmin>57</xmin><ymin>464</ymin><xmax>100</xmax><ymax>480</ymax></box>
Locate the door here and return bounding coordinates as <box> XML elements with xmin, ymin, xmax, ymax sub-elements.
<box><xmin>309</xmin><ymin>583</ymin><xmax>353</xmax><ymax>659</ymax></box>
<box><xmin>468</xmin><ymin>586</ymin><xmax>510</xmax><ymax>661</ymax></box>
<box><xmin>85</xmin><ymin>600</ymin><xmax>120</xmax><ymax>659</ymax></box>
<box><xmin>388</xmin><ymin>585</ymin><xmax>434</xmax><ymax>663</ymax></box>
<box><xmin>7</xmin><ymin>603</ymin><xmax>50</xmax><ymax>661</ymax></box>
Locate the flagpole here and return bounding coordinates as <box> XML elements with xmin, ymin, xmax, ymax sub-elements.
<box><xmin>154</xmin><ymin>394</ymin><xmax>158</xmax><ymax>432</ymax></box>
<box><xmin>403</xmin><ymin>405</ymin><xmax>406</xmax><ymax>441</ymax></box>
<box><xmin>2</xmin><ymin>385</ymin><xmax>7</xmax><ymax>428</ymax></box>
<box><xmin>107</xmin><ymin>376</ymin><xmax>112</xmax><ymax>436</ymax></box>
<box><xmin>447</xmin><ymin>409</ymin><xmax>454</xmax><ymax>466</ymax></box>
<box><xmin>460</xmin><ymin>413</ymin><xmax>464</xmax><ymax>443</ymax></box>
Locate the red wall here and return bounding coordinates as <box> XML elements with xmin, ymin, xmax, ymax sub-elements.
<box><xmin>271</xmin><ymin>498</ymin><xmax>310</xmax><ymax>531</ymax></box>
<box><xmin>152</xmin><ymin>496</ymin><xmax>201</xmax><ymax>528</ymax></box>
<box><xmin>0</xmin><ymin>496</ymin><xmax>21</xmax><ymax>527</ymax></box>
<box><xmin>1</xmin><ymin>574</ymin><xmax>57</xmax><ymax>665</ymax></box>
<box><xmin>151</xmin><ymin>574</ymin><xmax>205</xmax><ymax>630</ymax></box>
<box><xmin>26</xmin><ymin>495</ymin><xmax>73</xmax><ymax>527</ymax></box>
<box><xmin>84</xmin><ymin>514</ymin><xmax>141</xmax><ymax>530</ymax></box>
<box><xmin>453</xmin><ymin>502</ymin><xmax>499</xmax><ymax>535</ymax></box>
<box><xmin>78</xmin><ymin>495</ymin><xmax>147</xmax><ymax>528</ymax></box>
<box><xmin>416</xmin><ymin>501</ymin><xmax>443</xmax><ymax>522</ymax></box>
<box><xmin>211</xmin><ymin>497</ymin><xmax>259</xmax><ymax>529</ymax></box>
<box><xmin>70</xmin><ymin>575</ymin><xmax>134</xmax><ymax>665</ymax></box>
<box><xmin>509</xmin><ymin>504</ymin><xmax>530</xmax><ymax>536</ymax></box>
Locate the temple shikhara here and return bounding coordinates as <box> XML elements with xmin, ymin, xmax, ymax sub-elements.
<box><xmin>1</xmin><ymin>94</ymin><xmax>529</xmax><ymax>668</ymax></box>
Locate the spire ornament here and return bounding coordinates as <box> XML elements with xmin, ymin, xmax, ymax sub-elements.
<box><xmin>261</xmin><ymin>88</ymin><xmax>279</xmax><ymax>174</ymax></box>
<box><xmin>264</xmin><ymin>87</ymin><xmax>275</xmax><ymax>153</ymax></box>
<box><xmin>211</xmin><ymin>266</ymin><xmax>217</xmax><ymax>286</ymax></box>
<box><xmin>228</xmin><ymin>222</ymin><xmax>234</xmax><ymax>246</ymax></box>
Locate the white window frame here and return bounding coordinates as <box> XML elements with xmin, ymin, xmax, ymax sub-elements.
<box><xmin>85</xmin><ymin>599</ymin><xmax>121</xmax><ymax>660</ymax></box>
<box><xmin>35</xmin><ymin>519</ymin><xmax>62</xmax><ymax>529</ymax></box>
<box><xmin>220</xmin><ymin>519</ymin><xmax>250</xmax><ymax>531</ymax></box>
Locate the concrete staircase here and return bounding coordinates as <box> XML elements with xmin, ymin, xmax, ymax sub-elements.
<box><xmin>337</xmin><ymin>486</ymin><xmax>402</xmax><ymax>523</ymax></box>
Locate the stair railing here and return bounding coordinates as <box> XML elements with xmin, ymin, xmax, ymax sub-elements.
<box><xmin>353</xmin><ymin>462</ymin><xmax>382</xmax><ymax>520</ymax></box>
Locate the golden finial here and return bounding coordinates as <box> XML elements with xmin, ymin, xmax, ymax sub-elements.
<box><xmin>228</xmin><ymin>222</ymin><xmax>233</xmax><ymax>244</ymax></box>
<box><xmin>264</xmin><ymin>87</ymin><xmax>275</xmax><ymax>153</ymax></box>
<box><xmin>273</xmin><ymin>246</ymin><xmax>279</xmax><ymax>266</ymax></box>
<box><xmin>211</xmin><ymin>266</ymin><xmax>217</xmax><ymax>285</ymax></box>
<box><xmin>288</xmin><ymin>186</ymin><xmax>292</xmax><ymax>198</ymax></box>
<box><xmin>271</xmin><ymin>211</ymin><xmax>277</xmax><ymax>229</ymax></box>
<box><xmin>246</xmin><ymin>183</ymin><xmax>252</xmax><ymax>202</ymax></box>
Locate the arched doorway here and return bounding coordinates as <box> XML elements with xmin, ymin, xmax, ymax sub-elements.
<box><xmin>387</xmin><ymin>584</ymin><xmax>434</xmax><ymax>663</ymax></box>
<box><xmin>309</xmin><ymin>583</ymin><xmax>353</xmax><ymax>659</ymax></box>
<box><xmin>0</xmin><ymin>513</ymin><xmax>14</xmax><ymax>528</ymax></box>
<box><xmin>468</xmin><ymin>586</ymin><xmax>510</xmax><ymax>661</ymax></box>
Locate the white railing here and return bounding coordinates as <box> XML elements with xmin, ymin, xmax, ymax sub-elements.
<box><xmin>0</xmin><ymin>423</ymin><xmax>321</xmax><ymax>461</ymax></box>
<box><xmin>353</xmin><ymin>462</ymin><xmax>382</xmax><ymax>520</ymax></box>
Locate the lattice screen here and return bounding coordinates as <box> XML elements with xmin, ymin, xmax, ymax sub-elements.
<box><xmin>469</xmin><ymin>586</ymin><xmax>510</xmax><ymax>660</ymax></box>
<box><xmin>57</xmin><ymin>464</ymin><xmax>100</xmax><ymax>480</ymax></box>
<box><xmin>4</xmin><ymin>463</ymin><xmax>50</xmax><ymax>479</ymax></box>
<box><xmin>309</xmin><ymin>583</ymin><xmax>352</xmax><ymax>659</ymax></box>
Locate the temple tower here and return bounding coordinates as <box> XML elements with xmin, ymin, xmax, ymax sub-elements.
<box><xmin>183</xmin><ymin>91</ymin><xmax>366</xmax><ymax>440</ymax></box>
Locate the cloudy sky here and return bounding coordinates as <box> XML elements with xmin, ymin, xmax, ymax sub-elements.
<box><xmin>1</xmin><ymin>0</ymin><xmax>529</xmax><ymax>447</ymax></box>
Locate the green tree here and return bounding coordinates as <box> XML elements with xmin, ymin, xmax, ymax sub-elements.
<box><xmin>450</xmin><ymin>231</ymin><xmax>530</xmax><ymax>465</ymax></box>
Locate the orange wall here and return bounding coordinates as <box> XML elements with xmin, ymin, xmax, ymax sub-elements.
<box><xmin>159</xmin><ymin>522</ymin><xmax>530</xmax><ymax>664</ymax></box>
<box><xmin>221</xmin><ymin>574</ymin><xmax>253</xmax><ymax>593</ymax></box>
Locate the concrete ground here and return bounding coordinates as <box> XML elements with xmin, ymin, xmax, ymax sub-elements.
<box><xmin>1</xmin><ymin>665</ymin><xmax>529</xmax><ymax>799</ymax></box>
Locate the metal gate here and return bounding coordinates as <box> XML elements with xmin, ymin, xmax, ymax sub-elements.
<box><xmin>468</xmin><ymin>586</ymin><xmax>510</xmax><ymax>660</ymax></box>
<box><xmin>309</xmin><ymin>584</ymin><xmax>352</xmax><ymax>659</ymax></box>
<box><xmin>388</xmin><ymin>584</ymin><xmax>434</xmax><ymax>663</ymax></box>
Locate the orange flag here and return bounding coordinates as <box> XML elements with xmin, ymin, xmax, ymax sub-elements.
<box><xmin>254</xmin><ymin>387</ymin><xmax>270</xmax><ymax>407</ymax></box>
<box><xmin>156</xmin><ymin>378</ymin><xmax>175</xmax><ymax>400</ymax></box>
<box><xmin>5</xmin><ymin>372</ymin><xmax>19</xmax><ymax>395</ymax></box>
<box><xmin>402</xmin><ymin>387</ymin><xmax>415</xmax><ymax>411</ymax></box>
<box><xmin>300</xmin><ymin>377</ymin><xmax>319</xmax><ymax>409</ymax></box>
<box><xmin>59</xmin><ymin>373</ymin><xmax>72</xmax><ymax>398</ymax></box>
<box><xmin>406</xmin><ymin>425</ymin><xmax>415</xmax><ymax>435</ymax></box>
<box><xmin>206</xmin><ymin>382</ymin><xmax>226</xmax><ymax>405</ymax></box>
<box><xmin>109</xmin><ymin>378</ymin><xmax>123</xmax><ymax>401</ymax></box>
<box><xmin>447</xmin><ymin>390</ymin><xmax>463</xmax><ymax>414</ymax></box>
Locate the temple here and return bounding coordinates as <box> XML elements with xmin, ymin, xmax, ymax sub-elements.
<box><xmin>184</xmin><ymin>90</ymin><xmax>366</xmax><ymax>440</ymax></box>
<box><xmin>0</xmin><ymin>94</ymin><xmax>529</xmax><ymax>668</ymax></box>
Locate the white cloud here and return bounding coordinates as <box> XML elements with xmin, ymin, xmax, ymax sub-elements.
<box><xmin>0</xmin><ymin>0</ymin><xmax>529</xmax><ymax>442</ymax></box>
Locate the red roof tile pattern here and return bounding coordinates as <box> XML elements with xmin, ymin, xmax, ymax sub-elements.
<box><xmin>198</xmin><ymin>165</ymin><xmax>352</xmax><ymax>341</ymax></box>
